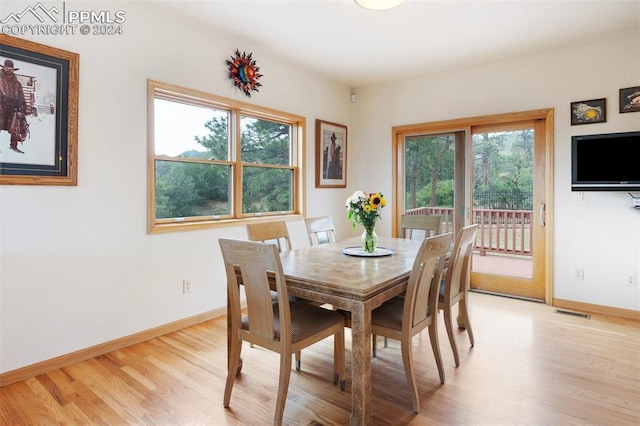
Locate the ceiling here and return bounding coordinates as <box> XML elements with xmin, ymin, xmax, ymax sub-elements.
<box><xmin>162</xmin><ymin>0</ymin><xmax>640</xmax><ymax>88</ymax></box>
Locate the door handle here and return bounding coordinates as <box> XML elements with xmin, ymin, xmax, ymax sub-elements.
<box><xmin>539</xmin><ymin>203</ymin><xmax>546</xmax><ymax>227</ymax></box>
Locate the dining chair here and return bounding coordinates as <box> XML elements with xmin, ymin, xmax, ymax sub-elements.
<box><xmin>245</xmin><ymin>220</ymin><xmax>315</xmax><ymax>366</ymax></box>
<box><xmin>219</xmin><ymin>238</ymin><xmax>346</xmax><ymax>426</ymax></box>
<box><xmin>346</xmin><ymin>232</ymin><xmax>452</xmax><ymax>413</ymax></box>
<box><xmin>438</xmin><ymin>224</ymin><xmax>479</xmax><ymax>367</ymax></box>
<box><xmin>399</xmin><ymin>214</ymin><xmax>442</xmax><ymax>240</ymax></box>
<box><xmin>246</xmin><ymin>221</ymin><xmax>292</xmax><ymax>252</ymax></box>
<box><xmin>304</xmin><ymin>216</ymin><xmax>337</xmax><ymax>246</ymax></box>
<box><xmin>376</xmin><ymin>213</ymin><xmax>444</xmax><ymax>350</ymax></box>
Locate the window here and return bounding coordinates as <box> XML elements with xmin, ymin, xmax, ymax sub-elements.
<box><xmin>148</xmin><ymin>80</ymin><xmax>305</xmax><ymax>233</ymax></box>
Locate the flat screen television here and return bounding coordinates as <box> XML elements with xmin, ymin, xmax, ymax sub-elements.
<box><xmin>571</xmin><ymin>131</ymin><xmax>640</xmax><ymax>191</ymax></box>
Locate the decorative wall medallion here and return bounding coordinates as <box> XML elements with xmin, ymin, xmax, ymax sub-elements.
<box><xmin>226</xmin><ymin>49</ymin><xmax>262</xmax><ymax>97</ymax></box>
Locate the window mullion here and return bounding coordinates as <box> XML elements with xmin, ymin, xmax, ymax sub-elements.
<box><xmin>232</xmin><ymin>110</ymin><xmax>243</xmax><ymax>218</ymax></box>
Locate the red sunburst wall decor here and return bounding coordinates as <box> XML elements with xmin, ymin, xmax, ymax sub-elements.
<box><xmin>226</xmin><ymin>49</ymin><xmax>263</xmax><ymax>97</ymax></box>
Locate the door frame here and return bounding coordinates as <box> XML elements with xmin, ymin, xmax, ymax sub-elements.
<box><xmin>392</xmin><ymin>108</ymin><xmax>554</xmax><ymax>303</ymax></box>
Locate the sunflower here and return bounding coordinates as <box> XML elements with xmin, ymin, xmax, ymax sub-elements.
<box><xmin>370</xmin><ymin>193</ymin><xmax>386</xmax><ymax>208</ymax></box>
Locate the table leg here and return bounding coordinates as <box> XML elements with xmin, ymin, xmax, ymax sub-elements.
<box><xmin>349</xmin><ymin>302</ymin><xmax>372</xmax><ymax>425</ymax></box>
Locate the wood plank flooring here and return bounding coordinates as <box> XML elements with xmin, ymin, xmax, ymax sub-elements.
<box><xmin>1</xmin><ymin>292</ymin><xmax>639</xmax><ymax>425</ymax></box>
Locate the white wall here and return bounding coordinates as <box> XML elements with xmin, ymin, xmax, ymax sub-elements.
<box><xmin>353</xmin><ymin>31</ymin><xmax>640</xmax><ymax>311</ymax></box>
<box><xmin>1</xmin><ymin>1</ymin><xmax>638</xmax><ymax>375</ymax></box>
<box><xmin>0</xmin><ymin>1</ymin><xmax>353</xmax><ymax>374</ymax></box>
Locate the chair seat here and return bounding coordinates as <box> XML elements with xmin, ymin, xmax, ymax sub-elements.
<box><xmin>371</xmin><ymin>297</ymin><xmax>404</xmax><ymax>332</ymax></box>
<box><xmin>243</xmin><ymin>302</ymin><xmax>345</xmax><ymax>342</ymax></box>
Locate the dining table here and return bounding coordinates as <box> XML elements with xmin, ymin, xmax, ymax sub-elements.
<box><xmin>276</xmin><ymin>236</ymin><xmax>423</xmax><ymax>425</ymax></box>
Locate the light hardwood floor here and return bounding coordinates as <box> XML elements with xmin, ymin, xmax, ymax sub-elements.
<box><xmin>1</xmin><ymin>292</ymin><xmax>639</xmax><ymax>425</ymax></box>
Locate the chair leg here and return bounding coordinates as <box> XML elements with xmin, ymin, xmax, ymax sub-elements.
<box><xmin>428</xmin><ymin>323</ymin><xmax>445</xmax><ymax>384</ymax></box>
<box><xmin>443</xmin><ymin>307</ymin><xmax>460</xmax><ymax>367</ymax></box>
<box><xmin>460</xmin><ymin>296</ymin><xmax>475</xmax><ymax>347</ymax></box>
<box><xmin>372</xmin><ymin>334</ymin><xmax>377</xmax><ymax>358</ymax></box>
<box><xmin>384</xmin><ymin>337</ymin><xmax>389</xmax><ymax>348</ymax></box>
<box><xmin>224</xmin><ymin>334</ymin><xmax>243</xmax><ymax>407</ymax></box>
<box><xmin>334</xmin><ymin>328</ymin><xmax>346</xmax><ymax>391</ymax></box>
<box><xmin>275</xmin><ymin>352</ymin><xmax>293</xmax><ymax>426</ymax></box>
<box><xmin>400</xmin><ymin>337</ymin><xmax>419</xmax><ymax>413</ymax></box>
<box><xmin>295</xmin><ymin>351</ymin><xmax>301</xmax><ymax>371</ymax></box>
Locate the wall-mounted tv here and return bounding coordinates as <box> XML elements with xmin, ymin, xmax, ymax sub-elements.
<box><xmin>571</xmin><ymin>131</ymin><xmax>640</xmax><ymax>191</ymax></box>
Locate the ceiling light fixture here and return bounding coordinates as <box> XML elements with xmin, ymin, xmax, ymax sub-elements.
<box><xmin>354</xmin><ymin>0</ymin><xmax>406</xmax><ymax>11</ymax></box>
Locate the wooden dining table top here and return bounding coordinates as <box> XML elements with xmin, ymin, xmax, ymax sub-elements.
<box><xmin>278</xmin><ymin>236</ymin><xmax>423</xmax><ymax>302</ymax></box>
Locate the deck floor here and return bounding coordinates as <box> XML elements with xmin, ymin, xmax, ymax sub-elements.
<box><xmin>472</xmin><ymin>251</ymin><xmax>532</xmax><ymax>278</ymax></box>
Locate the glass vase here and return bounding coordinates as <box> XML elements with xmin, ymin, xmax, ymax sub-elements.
<box><xmin>361</xmin><ymin>226</ymin><xmax>378</xmax><ymax>253</ymax></box>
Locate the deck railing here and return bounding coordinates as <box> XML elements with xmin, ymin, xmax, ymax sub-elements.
<box><xmin>405</xmin><ymin>207</ymin><xmax>533</xmax><ymax>256</ymax></box>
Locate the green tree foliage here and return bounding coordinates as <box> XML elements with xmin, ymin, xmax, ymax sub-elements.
<box><xmin>155</xmin><ymin>161</ymin><xmax>199</xmax><ymax>218</ymax></box>
<box><xmin>155</xmin><ymin>114</ymin><xmax>291</xmax><ymax>218</ymax></box>
<box><xmin>405</xmin><ymin>135</ymin><xmax>455</xmax><ymax>208</ymax></box>
<box><xmin>405</xmin><ymin>130</ymin><xmax>533</xmax><ymax>212</ymax></box>
<box><xmin>239</xmin><ymin>118</ymin><xmax>292</xmax><ymax>212</ymax></box>
<box><xmin>239</xmin><ymin>117</ymin><xmax>290</xmax><ymax>165</ymax></box>
<box><xmin>472</xmin><ymin>130</ymin><xmax>533</xmax><ymax>209</ymax></box>
<box><xmin>194</xmin><ymin>117</ymin><xmax>229</xmax><ymax>160</ymax></box>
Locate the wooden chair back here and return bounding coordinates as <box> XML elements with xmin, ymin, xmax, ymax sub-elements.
<box><xmin>304</xmin><ymin>216</ymin><xmax>337</xmax><ymax>246</ymax></box>
<box><xmin>400</xmin><ymin>214</ymin><xmax>442</xmax><ymax>240</ymax></box>
<box><xmin>220</xmin><ymin>238</ymin><xmax>291</xmax><ymax>351</ymax></box>
<box><xmin>438</xmin><ymin>223</ymin><xmax>479</xmax><ymax>366</ymax></box>
<box><xmin>246</xmin><ymin>221</ymin><xmax>292</xmax><ymax>252</ymax></box>
<box><xmin>442</xmin><ymin>224</ymin><xmax>478</xmax><ymax>305</ymax></box>
<box><xmin>406</xmin><ymin>232</ymin><xmax>453</xmax><ymax>332</ymax></box>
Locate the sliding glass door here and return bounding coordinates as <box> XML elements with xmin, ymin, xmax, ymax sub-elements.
<box><xmin>392</xmin><ymin>110</ymin><xmax>553</xmax><ymax>302</ymax></box>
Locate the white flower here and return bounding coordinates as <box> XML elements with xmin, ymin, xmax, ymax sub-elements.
<box><xmin>352</xmin><ymin>190</ymin><xmax>366</xmax><ymax>201</ymax></box>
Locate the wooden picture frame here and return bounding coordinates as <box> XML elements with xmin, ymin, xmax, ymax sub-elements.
<box><xmin>315</xmin><ymin>119</ymin><xmax>347</xmax><ymax>188</ymax></box>
<box><xmin>0</xmin><ymin>35</ymin><xmax>79</xmax><ymax>185</ymax></box>
<box><xmin>570</xmin><ymin>98</ymin><xmax>606</xmax><ymax>125</ymax></box>
<box><xmin>619</xmin><ymin>86</ymin><xmax>640</xmax><ymax>113</ymax></box>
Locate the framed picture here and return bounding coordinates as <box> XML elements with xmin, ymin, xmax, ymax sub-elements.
<box><xmin>619</xmin><ymin>86</ymin><xmax>640</xmax><ymax>113</ymax></box>
<box><xmin>315</xmin><ymin>119</ymin><xmax>347</xmax><ymax>188</ymax></box>
<box><xmin>0</xmin><ymin>35</ymin><xmax>79</xmax><ymax>185</ymax></box>
<box><xmin>570</xmin><ymin>98</ymin><xmax>606</xmax><ymax>125</ymax></box>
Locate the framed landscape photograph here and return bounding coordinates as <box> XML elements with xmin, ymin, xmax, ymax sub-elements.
<box><xmin>0</xmin><ymin>35</ymin><xmax>79</xmax><ymax>185</ymax></box>
<box><xmin>570</xmin><ymin>98</ymin><xmax>606</xmax><ymax>125</ymax></box>
<box><xmin>316</xmin><ymin>119</ymin><xmax>347</xmax><ymax>188</ymax></box>
<box><xmin>619</xmin><ymin>86</ymin><xmax>640</xmax><ymax>113</ymax></box>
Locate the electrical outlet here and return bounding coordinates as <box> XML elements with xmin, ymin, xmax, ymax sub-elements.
<box><xmin>182</xmin><ymin>279</ymin><xmax>192</xmax><ymax>293</ymax></box>
<box><xmin>575</xmin><ymin>268</ymin><xmax>584</xmax><ymax>280</ymax></box>
<box><xmin>628</xmin><ymin>275</ymin><xmax>638</xmax><ymax>287</ymax></box>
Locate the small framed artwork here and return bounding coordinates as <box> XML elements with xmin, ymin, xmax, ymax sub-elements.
<box><xmin>316</xmin><ymin>119</ymin><xmax>347</xmax><ymax>188</ymax></box>
<box><xmin>619</xmin><ymin>86</ymin><xmax>640</xmax><ymax>113</ymax></box>
<box><xmin>0</xmin><ymin>35</ymin><xmax>79</xmax><ymax>185</ymax></box>
<box><xmin>570</xmin><ymin>98</ymin><xmax>606</xmax><ymax>125</ymax></box>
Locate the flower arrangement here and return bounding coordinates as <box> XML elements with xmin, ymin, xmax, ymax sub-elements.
<box><xmin>346</xmin><ymin>191</ymin><xmax>387</xmax><ymax>252</ymax></box>
<box><xmin>346</xmin><ymin>190</ymin><xmax>387</xmax><ymax>229</ymax></box>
